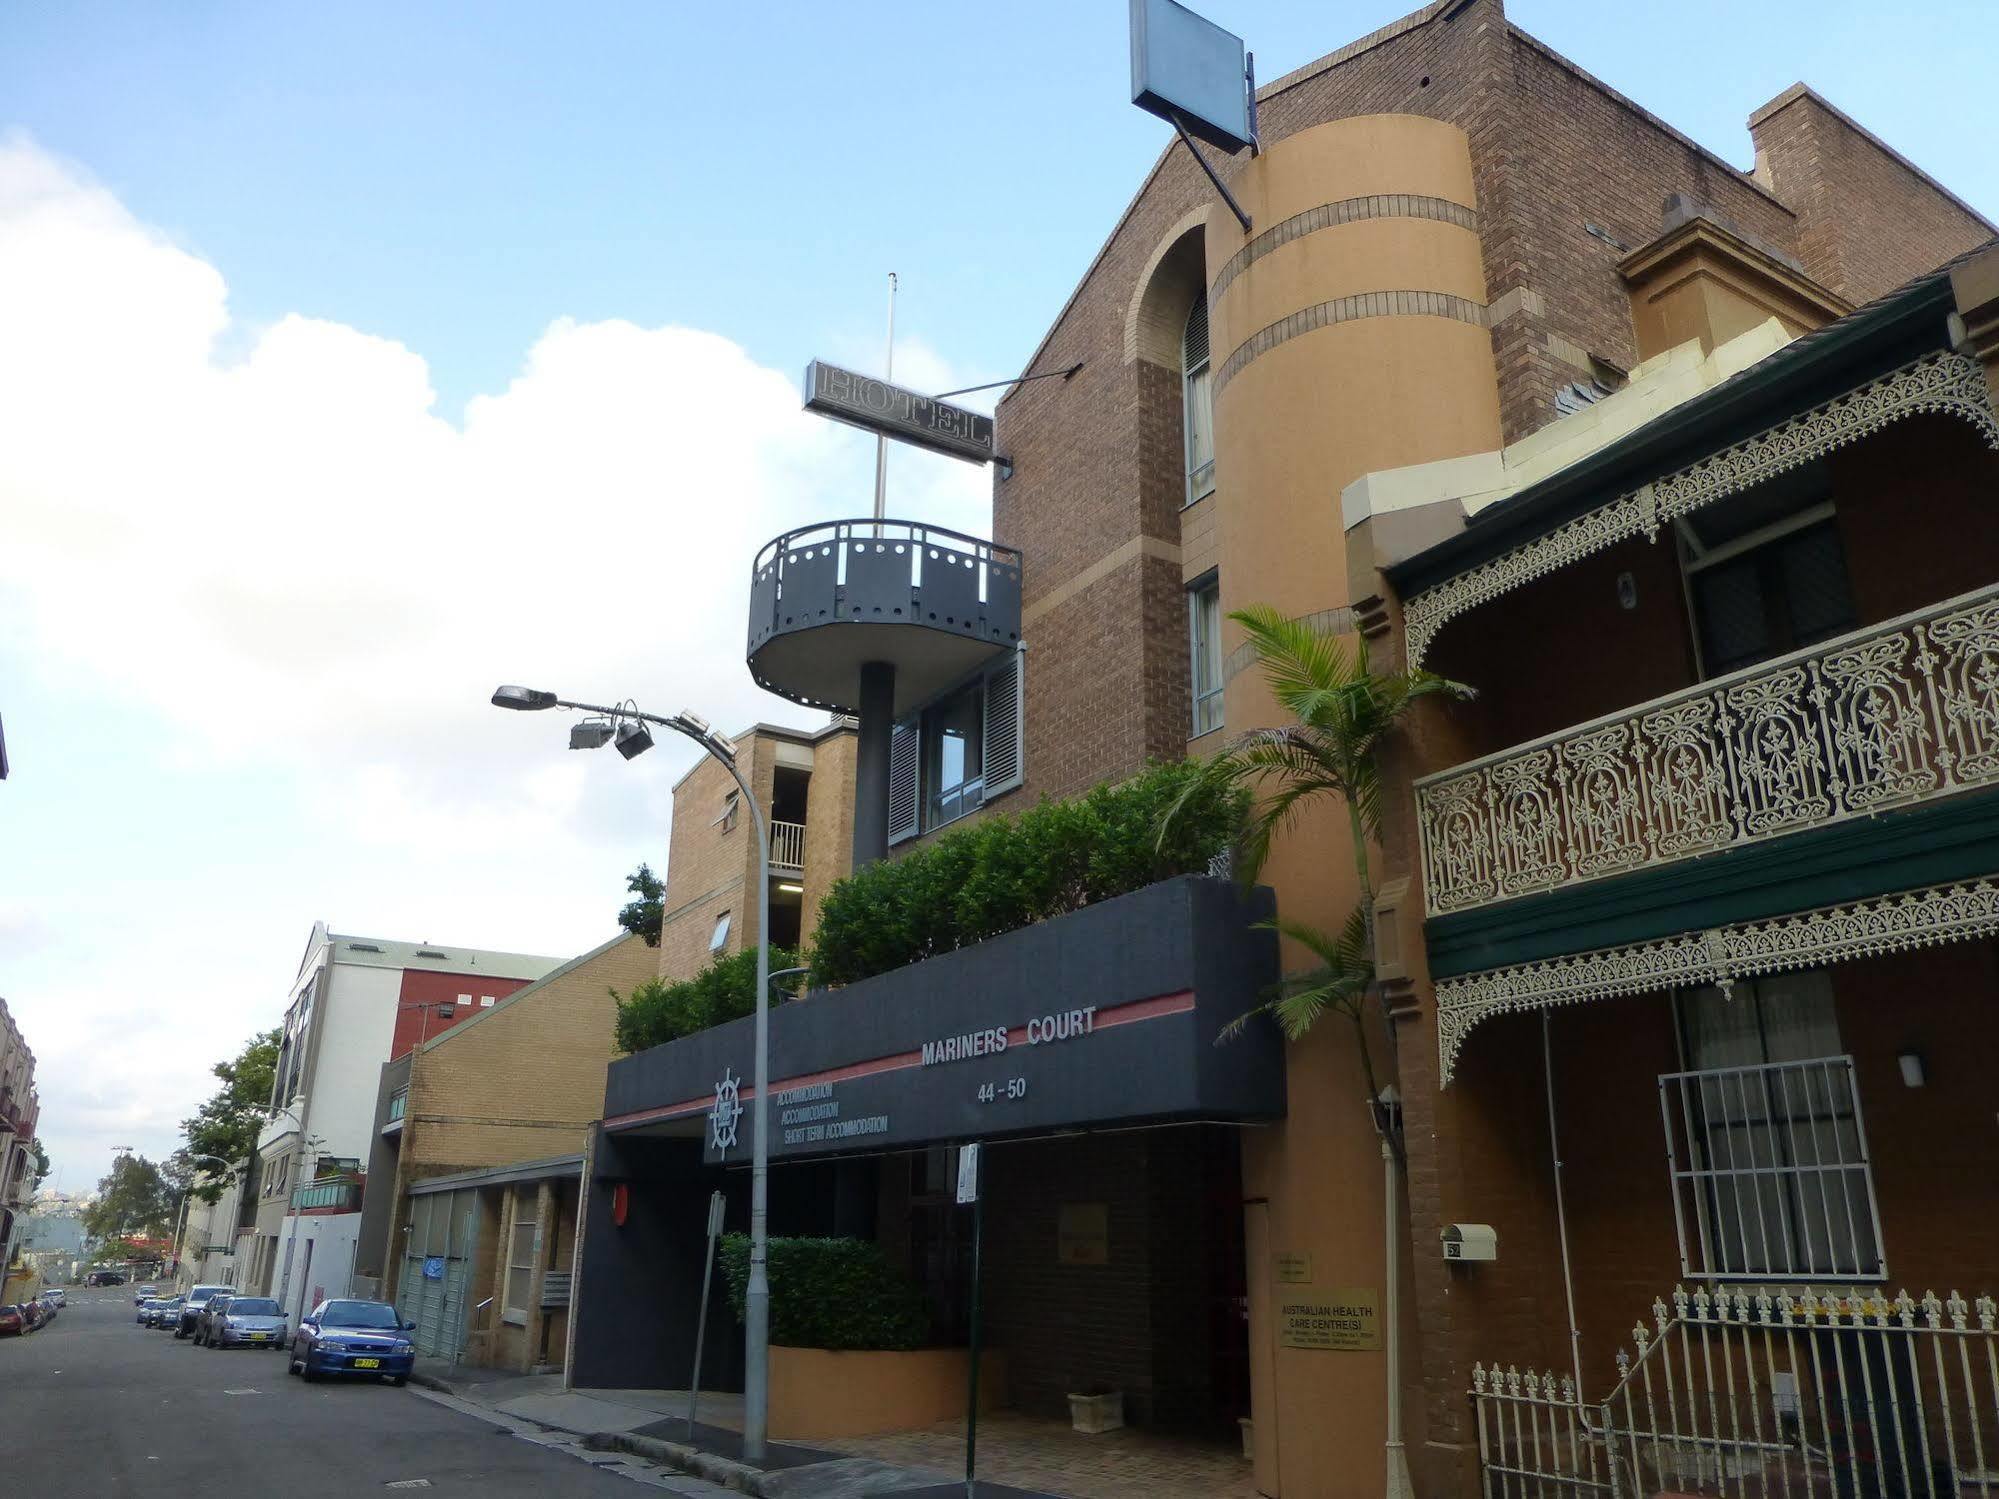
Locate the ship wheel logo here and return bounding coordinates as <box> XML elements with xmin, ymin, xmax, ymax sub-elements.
<box><xmin>709</xmin><ymin>1067</ymin><xmax>744</xmax><ymax>1155</ymax></box>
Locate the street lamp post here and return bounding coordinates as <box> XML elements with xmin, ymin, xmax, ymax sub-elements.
<box><xmin>490</xmin><ymin>684</ymin><xmax>775</xmax><ymax>1462</ymax></box>
<box><xmin>171</xmin><ymin>1152</ymin><xmax>236</xmax><ymax>1288</ymax></box>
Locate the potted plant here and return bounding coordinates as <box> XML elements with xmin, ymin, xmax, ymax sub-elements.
<box><xmin>1067</xmin><ymin>1384</ymin><xmax>1124</xmax><ymax>1434</ymax></box>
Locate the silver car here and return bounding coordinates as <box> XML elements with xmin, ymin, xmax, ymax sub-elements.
<box><xmin>202</xmin><ymin>1295</ymin><xmax>286</xmax><ymax>1349</ymax></box>
<box><xmin>141</xmin><ymin>1296</ymin><xmax>181</xmax><ymax>1328</ymax></box>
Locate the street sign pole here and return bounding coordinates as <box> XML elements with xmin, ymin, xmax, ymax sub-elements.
<box><xmin>687</xmin><ymin>1190</ymin><xmax>726</xmax><ymax>1442</ymax></box>
<box><xmin>958</xmin><ymin>1144</ymin><xmax>984</xmax><ymax>1496</ymax></box>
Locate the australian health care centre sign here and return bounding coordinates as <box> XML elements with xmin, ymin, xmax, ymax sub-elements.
<box><xmin>602</xmin><ymin>877</ymin><xmax>1288</xmax><ymax>1170</ymax></box>
<box><xmin>802</xmin><ymin>360</ymin><xmax>996</xmax><ymax>466</ymax></box>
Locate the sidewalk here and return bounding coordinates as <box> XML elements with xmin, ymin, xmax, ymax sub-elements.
<box><xmin>408</xmin><ymin>1361</ymin><xmax>1052</xmax><ymax>1497</ymax></box>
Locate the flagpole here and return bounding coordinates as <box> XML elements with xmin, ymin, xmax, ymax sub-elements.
<box><xmin>873</xmin><ymin>271</ymin><xmax>896</xmax><ymax>523</ymax></box>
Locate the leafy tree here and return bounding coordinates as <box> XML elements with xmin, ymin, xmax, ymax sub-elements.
<box><xmin>179</xmin><ymin>1027</ymin><xmax>279</xmax><ymax>1201</ymax></box>
<box><xmin>1161</xmin><ymin>605</ymin><xmax>1471</xmax><ymax>1147</ymax></box>
<box><xmin>612</xmin><ymin>944</ymin><xmax>800</xmax><ymax>1054</ymax></box>
<box><xmin>618</xmin><ymin>863</ymin><xmax>665</xmax><ymax>947</ymax></box>
<box><xmin>28</xmin><ymin>1138</ymin><xmax>50</xmax><ymax>1192</ymax></box>
<box><xmin>83</xmin><ymin>1154</ymin><xmax>176</xmax><ymax>1242</ymax></box>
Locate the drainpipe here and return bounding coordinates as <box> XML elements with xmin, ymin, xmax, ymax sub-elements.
<box><xmin>1543</xmin><ymin>1011</ymin><xmax>1584</xmax><ymax>1397</ymax></box>
<box><xmin>1376</xmin><ymin>1087</ymin><xmax>1414</xmax><ymax>1499</ymax></box>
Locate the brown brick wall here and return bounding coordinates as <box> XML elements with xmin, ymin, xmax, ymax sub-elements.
<box><xmin>982</xmin><ymin>1128</ymin><xmax>1238</xmax><ymax>1428</ymax></box>
<box><xmin>401</xmin><ymin>934</ymin><xmax>652</xmax><ymax>1176</ymax></box>
<box><xmin>1751</xmin><ymin>87</ymin><xmax>1993</xmax><ymax>305</ymax></box>
<box><xmin>657</xmin><ymin>725</ymin><xmax>853</xmax><ymax>978</ymax></box>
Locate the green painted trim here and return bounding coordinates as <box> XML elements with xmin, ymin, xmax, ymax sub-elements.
<box><xmin>1426</xmin><ymin>786</ymin><xmax>1999</xmax><ymax>978</ymax></box>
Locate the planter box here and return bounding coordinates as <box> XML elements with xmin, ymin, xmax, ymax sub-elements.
<box><xmin>770</xmin><ymin>1345</ymin><xmax>1007</xmax><ymax>1441</ymax></box>
<box><xmin>1068</xmin><ymin>1390</ymin><xmax>1125</xmax><ymax>1434</ymax></box>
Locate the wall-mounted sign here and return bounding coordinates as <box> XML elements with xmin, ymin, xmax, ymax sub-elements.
<box><xmin>1129</xmin><ymin>0</ymin><xmax>1254</xmax><ymax>153</ymax></box>
<box><xmin>1274</xmin><ymin>1251</ymin><xmax>1312</xmax><ymax>1284</ymax></box>
<box><xmin>956</xmin><ymin>1143</ymin><xmax>982</xmax><ymax>1205</ymax></box>
<box><xmin>421</xmin><ymin>1256</ymin><xmax>446</xmax><ymax>1282</ymax></box>
<box><xmin>802</xmin><ymin>361</ymin><xmax>996</xmax><ymax>466</ymax></box>
<box><xmin>1278</xmin><ymin>1288</ymin><xmax>1380</xmax><ymax>1351</ymax></box>
<box><xmin>1058</xmin><ymin>1203</ymin><xmax>1110</xmax><ymax>1265</ymax></box>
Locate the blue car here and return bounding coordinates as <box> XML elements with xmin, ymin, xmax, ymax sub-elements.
<box><xmin>287</xmin><ymin>1298</ymin><xmax>416</xmax><ymax>1385</ymax></box>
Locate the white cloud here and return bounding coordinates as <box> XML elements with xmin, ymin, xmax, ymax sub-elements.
<box><xmin>0</xmin><ymin>135</ymin><xmax>993</xmax><ymax>1183</ymax></box>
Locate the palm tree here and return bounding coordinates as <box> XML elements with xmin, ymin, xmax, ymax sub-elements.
<box><xmin>1162</xmin><ymin>604</ymin><xmax>1473</xmax><ymax>1114</ymax></box>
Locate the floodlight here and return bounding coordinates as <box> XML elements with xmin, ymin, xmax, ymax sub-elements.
<box><xmin>615</xmin><ymin>721</ymin><xmax>655</xmax><ymax>760</ymax></box>
<box><xmin>492</xmin><ymin>685</ymin><xmax>558</xmax><ymax>711</ymax></box>
<box><xmin>570</xmin><ymin>718</ymin><xmax>616</xmax><ymax>750</ymax></box>
<box><xmin>676</xmin><ymin>710</ymin><xmax>712</xmax><ymax>736</ymax></box>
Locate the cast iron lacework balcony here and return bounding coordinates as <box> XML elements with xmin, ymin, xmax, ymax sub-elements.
<box><xmin>1417</xmin><ymin>580</ymin><xmax>1999</xmax><ymax>916</ymax></box>
<box><xmin>746</xmin><ymin>519</ymin><xmax>1022</xmax><ymax>716</ymax></box>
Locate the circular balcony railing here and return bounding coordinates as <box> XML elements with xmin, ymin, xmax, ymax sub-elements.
<box><xmin>747</xmin><ymin>519</ymin><xmax>1022</xmax><ymax>715</ymax></box>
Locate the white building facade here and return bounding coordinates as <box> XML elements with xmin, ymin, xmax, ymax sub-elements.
<box><xmin>248</xmin><ymin>925</ymin><xmax>559</xmax><ymax>1322</ymax></box>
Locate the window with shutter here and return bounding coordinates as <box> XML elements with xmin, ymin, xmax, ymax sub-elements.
<box><xmin>887</xmin><ymin>718</ymin><xmax>920</xmax><ymax>845</ymax></box>
<box><xmin>982</xmin><ymin>646</ymin><xmax>1024</xmax><ymax>798</ymax></box>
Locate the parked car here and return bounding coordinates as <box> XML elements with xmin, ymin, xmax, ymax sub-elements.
<box><xmin>288</xmin><ymin>1299</ymin><xmax>416</xmax><ymax>1385</ymax></box>
<box><xmin>34</xmin><ymin>1291</ymin><xmax>59</xmax><ymax>1320</ymax></box>
<box><xmin>142</xmin><ymin>1296</ymin><xmax>182</xmax><ymax>1329</ymax></box>
<box><xmin>193</xmin><ymin>1294</ymin><xmax>232</xmax><ymax>1342</ymax></box>
<box><xmin>0</xmin><ymin>1305</ymin><xmax>27</xmax><ymax>1336</ymax></box>
<box><xmin>19</xmin><ymin>1300</ymin><xmax>45</xmax><ymax>1332</ymax></box>
<box><xmin>203</xmin><ymin>1295</ymin><xmax>285</xmax><ymax>1350</ymax></box>
<box><xmin>174</xmin><ymin>1284</ymin><xmax>230</xmax><ymax>1340</ymax></box>
<box><xmin>133</xmin><ymin>1284</ymin><xmax>158</xmax><ymax>1305</ymax></box>
<box><xmin>41</xmin><ymin>1288</ymin><xmax>66</xmax><ymax>1308</ymax></box>
<box><xmin>84</xmin><ymin>1271</ymin><xmax>122</xmax><ymax>1287</ymax></box>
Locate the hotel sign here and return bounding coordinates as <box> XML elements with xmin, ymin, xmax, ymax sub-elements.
<box><xmin>802</xmin><ymin>360</ymin><xmax>996</xmax><ymax>465</ymax></box>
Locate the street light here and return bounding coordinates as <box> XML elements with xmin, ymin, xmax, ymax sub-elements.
<box><xmin>490</xmin><ymin>683</ymin><xmax>775</xmax><ymax>1462</ymax></box>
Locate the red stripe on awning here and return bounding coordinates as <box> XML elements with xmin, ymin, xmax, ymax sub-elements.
<box><xmin>603</xmin><ymin>987</ymin><xmax>1195</xmax><ymax>1133</ymax></box>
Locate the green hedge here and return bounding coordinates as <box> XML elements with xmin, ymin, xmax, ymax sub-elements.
<box><xmin>719</xmin><ymin>1233</ymin><xmax>932</xmax><ymax>1351</ymax></box>
<box><xmin>808</xmin><ymin>759</ymin><xmax>1244</xmax><ymax>988</ymax></box>
<box><xmin>611</xmin><ymin>944</ymin><xmax>798</xmax><ymax>1055</ymax></box>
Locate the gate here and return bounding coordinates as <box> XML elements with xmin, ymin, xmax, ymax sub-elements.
<box><xmin>397</xmin><ymin>1189</ymin><xmax>478</xmax><ymax>1359</ymax></box>
<box><xmin>1473</xmin><ymin>1285</ymin><xmax>1999</xmax><ymax>1499</ymax></box>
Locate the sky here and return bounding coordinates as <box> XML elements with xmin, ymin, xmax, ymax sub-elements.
<box><xmin>3</xmin><ymin>1</ymin><xmax>1994</xmax><ymax>1191</ymax></box>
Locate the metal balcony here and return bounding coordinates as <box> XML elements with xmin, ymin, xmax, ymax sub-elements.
<box><xmin>1416</xmin><ymin>580</ymin><xmax>1999</xmax><ymax>916</ymax></box>
<box><xmin>770</xmin><ymin>820</ymin><xmax>806</xmax><ymax>874</ymax></box>
<box><xmin>747</xmin><ymin>519</ymin><xmax>1021</xmax><ymax>716</ymax></box>
<box><xmin>292</xmin><ymin>1179</ymin><xmax>363</xmax><ymax>1212</ymax></box>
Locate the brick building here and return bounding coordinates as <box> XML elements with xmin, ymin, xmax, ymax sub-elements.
<box><xmin>362</xmin><ymin>932</ymin><xmax>657</xmax><ymax>1371</ymax></box>
<box><xmin>1345</xmin><ymin>232</ymin><xmax>1999</xmax><ymax>1498</ymax></box>
<box><xmin>567</xmin><ymin>3</ymin><xmax>1993</xmax><ymax>1491</ymax></box>
<box><xmin>654</xmin><ymin>717</ymin><xmax>856</xmax><ymax>982</ymax></box>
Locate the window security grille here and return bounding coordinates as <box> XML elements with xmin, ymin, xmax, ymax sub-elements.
<box><xmin>1659</xmin><ymin>1053</ymin><xmax>1883</xmax><ymax>1280</ymax></box>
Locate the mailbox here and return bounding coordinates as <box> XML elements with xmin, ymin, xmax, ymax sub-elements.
<box><xmin>1442</xmin><ymin>1224</ymin><xmax>1497</xmax><ymax>1262</ymax></box>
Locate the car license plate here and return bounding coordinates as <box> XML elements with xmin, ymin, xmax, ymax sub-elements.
<box><xmin>354</xmin><ymin>1357</ymin><xmax>381</xmax><ymax>1369</ymax></box>
<box><xmin>250</xmin><ymin>1332</ymin><xmax>269</xmax><ymax>1341</ymax></box>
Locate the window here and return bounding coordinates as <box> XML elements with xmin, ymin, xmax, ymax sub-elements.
<box><xmin>1659</xmin><ymin>970</ymin><xmax>1883</xmax><ymax>1280</ymax></box>
<box><xmin>1183</xmin><ymin>294</ymin><xmax>1215</xmax><ymax>502</ymax></box>
<box><xmin>503</xmin><ymin>1213</ymin><xmax>538</xmax><ymax>1325</ymax></box>
<box><xmin>714</xmin><ymin>791</ymin><xmax>740</xmax><ymax>833</ymax></box>
<box><xmin>1678</xmin><ymin>470</ymin><xmax>1857</xmax><ymax>677</ymax></box>
<box><xmin>888</xmin><ymin>648</ymin><xmax>1025</xmax><ymax>844</ymax></box>
<box><xmin>709</xmin><ymin>910</ymin><xmax>731</xmax><ymax>954</ymax></box>
<box><xmin>927</xmin><ymin>679</ymin><xmax>985</xmax><ymax>829</ymax></box>
<box><xmin>479</xmin><ymin>996</ymin><xmax>495</xmax><ymax>1008</ymax></box>
<box><xmin>1188</xmin><ymin>575</ymin><xmax>1223</xmax><ymax>737</ymax></box>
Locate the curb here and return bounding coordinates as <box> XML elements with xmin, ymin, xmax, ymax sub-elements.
<box><xmin>408</xmin><ymin>1371</ymin><xmax>462</xmax><ymax>1396</ymax></box>
<box><xmin>601</xmin><ymin>1431</ymin><xmax>768</xmax><ymax>1494</ymax></box>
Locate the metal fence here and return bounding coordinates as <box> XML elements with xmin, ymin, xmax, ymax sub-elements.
<box><xmin>1474</xmin><ymin>1285</ymin><xmax>1999</xmax><ymax>1499</ymax></box>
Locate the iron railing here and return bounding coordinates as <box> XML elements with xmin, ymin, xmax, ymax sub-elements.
<box><xmin>1473</xmin><ymin>1285</ymin><xmax>1999</xmax><ymax>1499</ymax></box>
<box><xmin>770</xmin><ymin>820</ymin><xmax>806</xmax><ymax>874</ymax></box>
<box><xmin>1417</xmin><ymin>581</ymin><xmax>1999</xmax><ymax>916</ymax></box>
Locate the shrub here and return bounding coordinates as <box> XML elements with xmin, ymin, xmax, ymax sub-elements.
<box><xmin>718</xmin><ymin>1233</ymin><xmax>932</xmax><ymax>1351</ymax></box>
<box><xmin>809</xmin><ymin>759</ymin><xmax>1244</xmax><ymax>988</ymax></box>
<box><xmin>611</xmin><ymin>944</ymin><xmax>799</xmax><ymax>1055</ymax></box>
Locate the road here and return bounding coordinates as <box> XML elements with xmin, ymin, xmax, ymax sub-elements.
<box><xmin>0</xmin><ymin>1292</ymin><xmax>711</xmax><ymax>1495</ymax></box>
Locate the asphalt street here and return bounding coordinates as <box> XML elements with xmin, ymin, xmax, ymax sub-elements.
<box><xmin>0</xmin><ymin>1292</ymin><xmax>714</xmax><ymax>1496</ymax></box>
